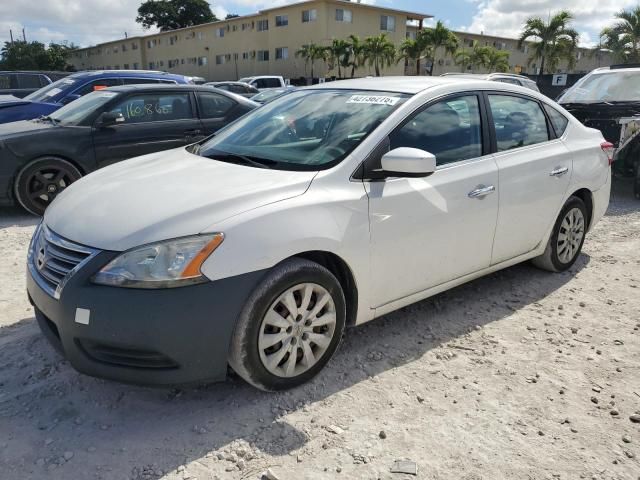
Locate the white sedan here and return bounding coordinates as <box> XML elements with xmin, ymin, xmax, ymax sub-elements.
<box><xmin>27</xmin><ymin>77</ymin><xmax>612</xmax><ymax>390</ymax></box>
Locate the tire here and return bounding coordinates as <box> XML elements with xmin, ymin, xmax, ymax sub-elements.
<box><xmin>633</xmin><ymin>160</ymin><xmax>640</xmax><ymax>201</ymax></box>
<box><xmin>14</xmin><ymin>157</ymin><xmax>82</xmax><ymax>216</ymax></box>
<box><xmin>532</xmin><ymin>196</ymin><xmax>588</xmax><ymax>272</ymax></box>
<box><xmin>228</xmin><ymin>258</ymin><xmax>346</xmax><ymax>391</ymax></box>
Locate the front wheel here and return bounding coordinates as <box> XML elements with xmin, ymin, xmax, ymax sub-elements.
<box><xmin>14</xmin><ymin>158</ymin><xmax>82</xmax><ymax>216</ymax></box>
<box><xmin>228</xmin><ymin>258</ymin><xmax>346</xmax><ymax>391</ymax></box>
<box><xmin>532</xmin><ymin>196</ymin><xmax>588</xmax><ymax>272</ymax></box>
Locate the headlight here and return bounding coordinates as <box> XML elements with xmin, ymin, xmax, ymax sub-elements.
<box><xmin>91</xmin><ymin>234</ymin><xmax>224</xmax><ymax>288</ymax></box>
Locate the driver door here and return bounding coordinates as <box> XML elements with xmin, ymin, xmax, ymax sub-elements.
<box><xmin>366</xmin><ymin>94</ymin><xmax>500</xmax><ymax>307</ymax></box>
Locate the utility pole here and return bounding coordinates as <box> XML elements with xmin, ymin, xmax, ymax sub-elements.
<box><xmin>22</xmin><ymin>27</ymin><xmax>26</xmax><ymax>42</ymax></box>
<box><xmin>9</xmin><ymin>29</ymin><xmax>14</xmax><ymax>44</ymax></box>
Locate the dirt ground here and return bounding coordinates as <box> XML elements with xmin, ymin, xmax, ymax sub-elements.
<box><xmin>0</xmin><ymin>177</ymin><xmax>639</xmax><ymax>480</ymax></box>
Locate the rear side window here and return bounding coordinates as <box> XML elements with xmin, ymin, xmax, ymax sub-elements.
<box><xmin>488</xmin><ymin>95</ymin><xmax>549</xmax><ymax>152</ymax></box>
<box><xmin>17</xmin><ymin>74</ymin><xmax>43</xmax><ymax>89</ymax></box>
<box><xmin>255</xmin><ymin>78</ymin><xmax>281</xmax><ymax>88</ymax></box>
<box><xmin>108</xmin><ymin>92</ymin><xmax>194</xmax><ymax>124</ymax></box>
<box><xmin>197</xmin><ymin>92</ymin><xmax>236</xmax><ymax>118</ymax></box>
<box><xmin>390</xmin><ymin>95</ymin><xmax>483</xmax><ymax>166</ymax></box>
<box><xmin>0</xmin><ymin>74</ymin><xmax>14</xmax><ymax>89</ymax></box>
<box><xmin>74</xmin><ymin>78</ymin><xmax>122</xmax><ymax>96</ymax></box>
<box><xmin>544</xmin><ymin>104</ymin><xmax>569</xmax><ymax>137</ymax></box>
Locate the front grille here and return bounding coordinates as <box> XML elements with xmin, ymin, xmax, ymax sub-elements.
<box><xmin>28</xmin><ymin>224</ymin><xmax>99</xmax><ymax>299</ymax></box>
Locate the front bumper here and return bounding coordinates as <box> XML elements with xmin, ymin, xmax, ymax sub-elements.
<box><xmin>27</xmin><ymin>248</ymin><xmax>266</xmax><ymax>386</ymax></box>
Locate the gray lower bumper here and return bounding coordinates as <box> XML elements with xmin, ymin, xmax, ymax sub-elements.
<box><xmin>27</xmin><ymin>250</ymin><xmax>266</xmax><ymax>386</ymax></box>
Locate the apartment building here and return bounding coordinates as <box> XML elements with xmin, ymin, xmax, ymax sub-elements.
<box><xmin>70</xmin><ymin>0</ymin><xmax>428</xmax><ymax>80</ymax></box>
<box><xmin>69</xmin><ymin>0</ymin><xmax>612</xmax><ymax>81</ymax></box>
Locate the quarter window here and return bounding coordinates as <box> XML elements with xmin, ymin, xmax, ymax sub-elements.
<box><xmin>543</xmin><ymin>104</ymin><xmax>569</xmax><ymax>137</ymax></box>
<box><xmin>488</xmin><ymin>95</ymin><xmax>550</xmax><ymax>151</ymax></box>
<box><xmin>390</xmin><ymin>95</ymin><xmax>483</xmax><ymax>165</ymax></box>
<box><xmin>108</xmin><ymin>93</ymin><xmax>193</xmax><ymax>124</ymax></box>
<box><xmin>197</xmin><ymin>92</ymin><xmax>235</xmax><ymax>118</ymax></box>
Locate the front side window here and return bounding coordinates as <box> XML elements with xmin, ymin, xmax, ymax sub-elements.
<box><xmin>198</xmin><ymin>89</ymin><xmax>408</xmax><ymax>171</ymax></box>
<box><xmin>49</xmin><ymin>90</ymin><xmax>119</xmax><ymax>126</ymax></box>
<box><xmin>107</xmin><ymin>92</ymin><xmax>193</xmax><ymax>124</ymax></box>
<box><xmin>197</xmin><ymin>92</ymin><xmax>236</xmax><ymax>118</ymax></box>
<box><xmin>544</xmin><ymin>104</ymin><xmax>569</xmax><ymax>137</ymax></box>
<box><xmin>390</xmin><ymin>95</ymin><xmax>483</xmax><ymax>165</ymax></box>
<box><xmin>488</xmin><ymin>94</ymin><xmax>549</xmax><ymax>151</ymax></box>
<box><xmin>24</xmin><ymin>77</ymin><xmax>78</xmax><ymax>102</ymax></box>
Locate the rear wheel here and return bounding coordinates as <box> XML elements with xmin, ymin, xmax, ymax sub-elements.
<box><xmin>633</xmin><ymin>160</ymin><xmax>640</xmax><ymax>200</ymax></box>
<box><xmin>14</xmin><ymin>158</ymin><xmax>82</xmax><ymax>216</ymax></box>
<box><xmin>228</xmin><ymin>258</ymin><xmax>346</xmax><ymax>391</ymax></box>
<box><xmin>532</xmin><ymin>196</ymin><xmax>588</xmax><ymax>272</ymax></box>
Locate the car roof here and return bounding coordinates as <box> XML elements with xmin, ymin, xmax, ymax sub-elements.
<box><xmin>68</xmin><ymin>70</ymin><xmax>188</xmax><ymax>81</ymax></box>
<box><xmin>442</xmin><ymin>73</ymin><xmax>533</xmax><ymax>81</ymax></box>
<box><xmin>102</xmin><ymin>84</ymin><xmax>259</xmax><ymax>104</ymax></box>
<box><xmin>305</xmin><ymin>76</ymin><xmax>507</xmax><ymax>94</ymax></box>
<box><xmin>591</xmin><ymin>66</ymin><xmax>640</xmax><ymax>74</ymax></box>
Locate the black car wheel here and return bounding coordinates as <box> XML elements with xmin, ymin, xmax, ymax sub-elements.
<box><xmin>14</xmin><ymin>158</ymin><xmax>82</xmax><ymax>216</ymax></box>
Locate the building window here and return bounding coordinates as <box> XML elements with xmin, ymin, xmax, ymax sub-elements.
<box><xmin>197</xmin><ymin>31</ymin><xmax>204</xmax><ymax>40</ymax></box>
<box><xmin>216</xmin><ymin>27</ymin><xmax>225</xmax><ymax>38</ymax></box>
<box><xmin>198</xmin><ymin>56</ymin><xmax>207</xmax><ymax>66</ymax></box>
<box><xmin>133</xmin><ymin>63</ymin><xmax>139</xmax><ymax>69</ymax></box>
<box><xmin>122</xmin><ymin>44</ymin><xmax>127</xmax><ymax>52</ymax></box>
<box><xmin>275</xmin><ymin>47</ymin><xmax>288</xmax><ymax>60</ymax></box>
<box><xmin>302</xmin><ymin>9</ymin><xmax>317</xmax><ymax>23</ymax></box>
<box><xmin>257</xmin><ymin>19</ymin><xmax>269</xmax><ymax>31</ymax></box>
<box><xmin>124</xmin><ymin>63</ymin><xmax>129</xmax><ymax>69</ymax></box>
<box><xmin>185</xmin><ymin>31</ymin><xmax>195</xmax><ymax>40</ymax></box>
<box><xmin>335</xmin><ymin>9</ymin><xmax>352</xmax><ymax>23</ymax></box>
<box><xmin>380</xmin><ymin>15</ymin><xmax>395</xmax><ymax>32</ymax></box>
<box><xmin>233</xmin><ymin>53</ymin><xmax>239</xmax><ymax>60</ymax></box>
<box><xmin>257</xmin><ymin>50</ymin><xmax>269</xmax><ymax>62</ymax></box>
<box><xmin>106</xmin><ymin>47</ymin><xmax>111</xmax><ymax>55</ymax></box>
<box><xmin>169</xmin><ymin>35</ymin><xmax>178</xmax><ymax>45</ymax></box>
<box><xmin>114</xmin><ymin>46</ymin><xmax>119</xmax><ymax>53</ymax></box>
<box><xmin>132</xmin><ymin>42</ymin><xmax>138</xmax><ymax>50</ymax></box>
<box><xmin>216</xmin><ymin>55</ymin><xmax>226</xmax><ymax>65</ymax></box>
<box><xmin>275</xmin><ymin>15</ymin><xmax>288</xmax><ymax>27</ymax></box>
<box><xmin>242</xmin><ymin>52</ymin><xmax>249</xmax><ymax>60</ymax></box>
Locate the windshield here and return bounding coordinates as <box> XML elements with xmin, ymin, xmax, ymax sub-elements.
<box><xmin>24</xmin><ymin>77</ymin><xmax>78</xmax><ymax>103</ymax></box>
<box><xmin>238</xmin><ymin>77</ymin><xmax>252</xmax><ymax>84</ymax></box>
<box><xmin>198</xmin><ymin>89</ymin><xmax>409</xmax><ymax>170</ymax></box>
<box><xmin>48</xmin><ymin>90</ymin><xmax>119</xmax><ymax>126</ymax></box>
<box><xmin>560</xmin><ymin>71</ymin><xmax>640</xmax><ymax>103</ymax></box>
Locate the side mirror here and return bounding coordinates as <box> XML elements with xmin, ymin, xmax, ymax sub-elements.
<box><xmin>381</xmin><ymin>147</ymin><xmax>436</xmax><ymax>177</ymax></box>
<box><xmin>60</xmin><ymin>94</ymin><xmax>81</xmax><ymax>105</ymax></box>
<box><xmin>97</xmin><ymin>111</ymin><xmax>125</xmax><ymax>128</ymax></box>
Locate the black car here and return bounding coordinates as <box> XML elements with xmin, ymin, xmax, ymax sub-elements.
<box><xmin>0</xmin><ymin>71</ymin><xmax>69</xmax><ymax>98</ymax></box>
<box><xmin>559</xmin><ymin>65</ymin><xmax>640</xmax><ymax>198</ymax></box>
<box><xmin>0</xmin><ymin>84</ymin><xmax>258</xmax><ymax>215</ymax></box>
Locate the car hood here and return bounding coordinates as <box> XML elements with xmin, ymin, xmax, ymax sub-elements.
<box><xmin>0</xmin><ymin>95</ymin><xmax>29</xmax><ymax>107</ymax></box>
<box><xmin>44</xmin><ymin>148</ymin><xmax>317</xmax><ymax>251</ymax></box>
<box><xmin>0</xmin><ymin>119</ymin><xmax>55</xmax><ymax>138</ymax></box>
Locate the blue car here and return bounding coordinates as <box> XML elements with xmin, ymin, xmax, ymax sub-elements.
<box><xmin>0</xmin><ymin>70</ymin><xmax>193</xmax><ymax>124</ymax></box>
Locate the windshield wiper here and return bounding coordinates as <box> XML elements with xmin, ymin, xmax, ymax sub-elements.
<box><xmin>205</xmin><ymin>151</ymin><xmax>278</xmax><ymax>169</ymax></box>
<box><xmin>37</xmin><ymin>115</ymin><xmax>60</xmax><ymax>125</ymax></box>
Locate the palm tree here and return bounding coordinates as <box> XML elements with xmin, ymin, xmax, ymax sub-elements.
<box><xmin>454</xmin><ymin>41</ymin><xmax>488</xmax><ymax>72</ymax></box>
<box><xmin>419</xmin><ymin>21</ymin><xmax>459</xmax><ymax>75</ymax></box>
<box><xmin>601</xmin><ymin>7</ymin><xmax>640</xmax><ymax>63</ymax></box>
<box><xmin>518</xmin><ymin>11</ymin><xmax>579</xmax><ymax>75</ymax></box>
<box><xmin>295</xmin><ymin>43</ymin><xmax>329</xmax><ymax>80</ymax></box>
<box><xmin>347</xmin><ymin>35</ymin><xmax>365</xmax><ymax>78</ymax></box>
<box><xmin>599</xmin><ymin>27</ymin><xmax>631</xmax><ymax>63</ymax></box>
<box><xmin>483</xmin><ymin>47</ymin><xmax>510</xmax><ymax>72</ymax></box>
<box><xmin>362</xmin><ymin>34</ymin><xmax>396</xmax><ymax>76</ymax></box>
<box><xmin>397</xmin><ymin>38</ymin><xmax>424</xmax><ymax>75</ymax></box>
<box><xmin>328</xmin><ymin>39</ymin><xmax>351</xmax><ymax>78</ymax></box>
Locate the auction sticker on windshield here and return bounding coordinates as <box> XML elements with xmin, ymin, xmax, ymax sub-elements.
<box><xmin>346</xmin><ymin>95</ymin><xmax>400</xmax><ymax>106</ymax></box>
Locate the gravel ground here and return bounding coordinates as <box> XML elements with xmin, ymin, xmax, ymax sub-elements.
<box><xmin>0</xmin><ymin>177</ymin><xmax>639</xmax><ymax>480</ymax></box>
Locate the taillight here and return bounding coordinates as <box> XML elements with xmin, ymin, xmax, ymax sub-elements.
<box><xmin>601</xmin><ymin>142</ymin><xmax>615</xmax><ymax>166</ymax></box>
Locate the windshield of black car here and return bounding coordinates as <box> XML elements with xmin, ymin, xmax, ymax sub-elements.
<box><xmin>24</xmin><ymin>77</ymin><xmax>78</xmax><ymax>103</ymax></box>
<box><xmin>48</xmin><ymin>90</ymin><xmax>119</xmax><ymax>125</ymax></box>
<box><xmin>198</xmin><ymin>89</ymin><xmax>409</xmax><ymax>170</ymax></box>
<box><xmin>560</xmin><ymin>71</ymin><xmax>640</xmax><ymax>103</ymax></box>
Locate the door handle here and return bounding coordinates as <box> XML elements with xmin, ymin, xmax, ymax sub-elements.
<box><xmin>550</xmin><ymin>166</ymin><xmax>569</xmax><ymax>177</ymax></box>
<box><xmin>468</xmin><ymin>185</ymin><xmax>496</xmax><ymax>199</ymax></box>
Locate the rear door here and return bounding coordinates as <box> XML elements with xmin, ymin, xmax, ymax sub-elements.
<box><xmin>92</xmin><ymin>90</ymin><xmax>203</xmax><ymax>167</ymax></box>
<box><xmin>195</xmin><ymin>91</ymin><xmax>240</xmax><ymax>135</ymax></box>
<box><xmin>487</xmin><ymin>92</ymin><xmax>572</xmax><ymax>264</ymax></box>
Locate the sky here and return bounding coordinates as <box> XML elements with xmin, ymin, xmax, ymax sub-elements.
<box><xmin>0</xmin><ymin>0</ymin><xmax>636</xmax><ymax>49</ymax></box>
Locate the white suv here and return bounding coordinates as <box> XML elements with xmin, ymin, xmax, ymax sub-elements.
<box><xmin>27</xmin><ymin>77</ymin><xmax>611</xmax><ymax>390</ymax></box>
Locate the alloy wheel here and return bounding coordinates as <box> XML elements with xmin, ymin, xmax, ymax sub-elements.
<box><xmin>557</xmin><ymin>207</ymin><xmax>585</xmax><ymax>264</ymax></box>
<box><xmin>258</xmin><ymin>283</ymin><xmax>337</xmax><ymax>378</ymax></box>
